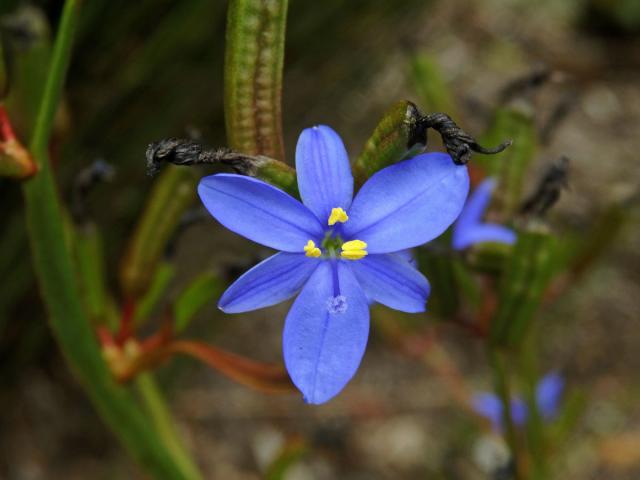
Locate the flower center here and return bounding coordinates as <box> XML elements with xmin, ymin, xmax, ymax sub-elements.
<box><xmin>302</xmin><ymin>207</ymin><xmax>367</xmax><ymax>260</ymax></box>
<box><xmin>340</xmin><ymin>239</ymin><xmax>368</xmax><ymax>260</ymax></box>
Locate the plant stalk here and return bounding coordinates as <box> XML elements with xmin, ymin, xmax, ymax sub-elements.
<box><xmin>21</xmin><ymin>1</ymin><xmax>199</xmax><ymax>477</ymax></box>
<box><xmin>489</xmin><ymin>348</ymin><xmax>523</xmax><ymax>480</ymax></box>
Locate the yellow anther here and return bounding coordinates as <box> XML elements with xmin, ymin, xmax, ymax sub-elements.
<box><xmin>341</xmin><ymin>239</ymin><xmax>367</xmax><ymax>260</ymax></box>
<box><xmin>304</xmin><ymin>239</ymin><xmax>322</xmax><ymax>258</ymax></box>
<box><xmin>342</xmin><ymin>239</ymin><xmax>367</xmax><ymax>250</ymax></box>
<box><xmin>328</xmin><ymin>207</ymin><xmax>349</xmax><ymax>226</ymax></box>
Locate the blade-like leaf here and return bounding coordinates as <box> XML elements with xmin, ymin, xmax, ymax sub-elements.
<box><xmin>174</xmin><ymin>271</ymin><xmax>223</xmax><ymax>333</ymax></box>
<box><xmin>120</xmin><ymin>166</ymin><xmax>196</xmax><ymax>299</ymax></box>
<box><xmin>21</xmin><ymin>2</ymin><xmax>200</xmax><ymax>477</ymax></box>
<box><xmin>490</xmin><ymin>226</ymin><xmax>558</xmax><ymax>346</ymax></box>
<box><xmin>479</xmin><ymin>108</ymin><xmax>536</xmax><ymax>216</ymax></box>
<box><xmin>225</xmin><ymin>0</ymin><xmax>288</xmax><ymax>160</ymax></box>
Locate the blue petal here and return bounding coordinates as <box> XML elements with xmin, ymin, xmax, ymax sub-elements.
<box><xmin>295</xmin><ymin>125</ymin><xmax>353</xmax><ymax>222</ymax></box>
<box><xmin>472</xmin><ymin>393</ymin><xmax>503</xmax><ymax>431</ymax></box>
<box><xmin>343</xmin><ymin>152</ymin><xmax>469</xmax><ymax>253</ymax></box>
<box><xmin>452</xmin><ymin>224</ymin><xmax>517</xmax><ymax>250</ymax></box>
<box><xmin>350</xmin><ymin>254</ymin><xmax>430</xmax><ymax>313</ymax></box>
<box><xmin>458</xmin><ymin>178</ymin><xmax>496</xmax><ymax>226</ymax></box>
<box><xmin>536</xmin><ymin>372</ymin><xmax>564</xmax><ymax>420</ymax></box>
<box><xmin>396</xmin><ymin>249</ymin><xmax>418</xmax><ymax>268</ymax></box>
<box><xmin>452</xmin><ymin>178</ymin><xmax>516</xmax><ymax>250</ymax></box>
<box><xmin>198</xmin><ymin>174</ymin><xmax>324</xmax><ymax>252</ymax></box>
<box><xmin>511</xmin><ymin>397</ymin><xmax>528</xmax><ymax>427</ymax></box>
<box><xmin>218</xmin><ymin>253</ymin><xmax>319</xmax><ymax>313</ymax></box>
<box><xmin>283</xmin><ymin>261</ymin><xmax>369</xmax><ymax>404</ymax></box>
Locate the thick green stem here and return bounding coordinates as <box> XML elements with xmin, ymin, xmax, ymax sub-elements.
<box><xmin>224</xmin><ymin>0</ymin><xmax>288</xmax><ymax>160</ymax></box>
<box><xmin>21</xmin><ymin>1</ymin><xmax>197</xmax><ymax>478</ymax></box>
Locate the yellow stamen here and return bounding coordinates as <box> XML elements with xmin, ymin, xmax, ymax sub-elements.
<box><xmin>304</xmin><ymin>239</ymin><xmax>322</xmax><ymax>258</ymax></box>
<box><xmin>328</xmin><ymin>207</ymin><xmax>349</xmax><ymax>226</ymax></box>
<box><xmin>342</xmin><ymin>239</ymin><xmax>367</xmax><ymax>250</ymax></box>
<box><xmin>341</xmin><ymin>239</ymin><xmax>367</xmax><ymax>260</ymax></box>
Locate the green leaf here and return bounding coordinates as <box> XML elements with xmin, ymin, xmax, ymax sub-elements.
<box><xmin>490</xmin><ymin>224</ymin><xmax>559</xmax><ymax>347</ymax></box>
<box><xmin>479</xmin><ymin>108</ymin><xmax>536</xmax><ymax>217</ymax></box>
<box><xmin>466</xmin><ymin>241</ymin><xmax>514</xmax><ymax>275</ymax></box>
<box><xmin>21</xmin><ymin>1</ymin><xmax>200</xmax><ymax>477</ymax></box>
<box><xmin>353</xmin><ymin>100</ymin><xmax>424</xmax><ymax>185</ymax></box>
<box><xmin>2</xmin><ymin>6</ymin><xmax>57</xmax><ymax>139</ymax></box>
<box><xmin>119</xmin><ymin>165</ymin><xmax>196</xmax><ymax>299</ymax></box>
<box><xmin>174</xmin><ymin>271</ymin><xmax>222</xmax><ymax>333</ymax></box>
<box><xmin>225</xmin><ymin>0</ymin><xmax>288</xmax><ymax>160</ymax></box>
<box><xmin>134</xmin><ymin>261</ymin><xmax>176</xmax><ymax>326</ymax></box>
<box><xmin>417</xmin><ymin>242</ymin><xmax>459</xmax><ymax>319</ymax></box>
<box><xmin>410</xmin><ymin>54</ymin><xmax>457</xmax><ymax>115</ymax></box>
<box><xmin>136</xmin><ymin>374</ymin><xmax>203</xmax><ymax>480</ymax></box>
<box><xmin>254</xmin><ymin>156</ymin><xmax>299</xmax><ymax>197</ymax></box>
<box><xmin>72</xmin><ymin>223</ymin><xmax>114</xmax><ymax>328</ymax></box>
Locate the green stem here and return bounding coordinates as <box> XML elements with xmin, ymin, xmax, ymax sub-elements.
<box><xmin>136</xmin><ymin>374</ymin><xmax>203</xmax><ymax>480</ymax></box>
<box><xmin>489</xmin><ymin>348</ymin><xmax>523</xmax><ymax>480</ymax></box>
<box><xmin>21</xmin><ymin>1</ymin><xmax>197</xmax><ymax>478</ymax></box>
<box><xmin>224</xmin><ymin>0</ymin><xmax>288</xmax><ymax>160</ymax></box>
<box><xmin>521</xmin><ymin>331</ymin><xmax>547</xmax><ymax>480</ymax></box>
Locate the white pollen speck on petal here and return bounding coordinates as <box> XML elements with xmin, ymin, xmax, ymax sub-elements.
<box><xmin>326</xmin><ymin>295</ymin><xmax>348</xmax><ymax>315</ymax></box>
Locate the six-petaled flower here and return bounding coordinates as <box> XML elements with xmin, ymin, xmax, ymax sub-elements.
<box><xmin>198</xmin><ymin>125</ymin><xmax>470</xmax><ymax>404</ymax></box>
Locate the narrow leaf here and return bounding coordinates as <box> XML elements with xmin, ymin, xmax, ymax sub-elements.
<box><xmin>225</xmin><ymin>0</ymin><xmax>288</xmax><ymax>160</ymax></box>
<box><xmin>72</xmin><ymin>223</ymin><xmax>114</xmax><ymax>328</ymax></box>
<box><xmin>120</xmin><ymin>166</ymin><xmax>196</xmax><ymax>299</ymax></box>
<box><xmin>174</xmin><ymin>271</ymin><xmax>223</xmax><ymax>333</ymax></box>
<box><xmin>134</xmin><ymin>261</ymin><xmax>176</xmax><ymax>326</ymax></box>
<box><xmin>490</xmin><ymin>225</ymin><xmax>558</xmax><ymax>346</ymax></box>
<box><xmin>479</xmin><ymin>108</ymin><xmax>536</xmax><ymax>216</ymax></box>
<box><xmin>410</xmin><ymin>53</ymin><xmax>457</xmax><ymax>115</ymax></box>
<box><xmin>136</xmin><ymin>373</ymin><xmax>203</xmax><ymax>480</ymax></box>
<box><xmin>254</xmin><ymin>157</ymin><xmax>299</xmax><ymax>197</ymax></box>
<box><xmin>21</xmin><ymin>2</ymin><xmax>199</xmax><ymax>477</ymax></box>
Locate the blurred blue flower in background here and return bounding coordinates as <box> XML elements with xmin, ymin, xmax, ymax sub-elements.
<box><xmin>472</xmin><ymin>372</ymin><xmax>565</xmax><ymax>431</ymax></box>
<box><xmin>535</xmin><ymin>371</ymin><xmax>565</xmax><ymax>420</ymax></box>
<box><xmin>198</xmin><ymin>125</ymin><xmax>469</xmax><ymax>403</ymax></box>
<box><xmin>452</xmin><ymin>178</ymin><xmax>516</xmax><ymax>250</ymax></box>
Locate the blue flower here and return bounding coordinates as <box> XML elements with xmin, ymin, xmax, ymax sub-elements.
<box><xmin>535</xmin><ymin>371</ymin><xmax>564</xmax><ymax>420</ymax></box>
<box><xmin>198</xmin><ymin>125</ymin><xmax>469</xmax><ymax>404</ymax></box>
<box><xmin>472</xmin><ymin>372</ymin><xmax>565</xmax><ymax>431</ymax></box>
<box><xmin>452</xmin><ymin>178</ymin><xmax>516</xmax><ymax>250</ymax></box>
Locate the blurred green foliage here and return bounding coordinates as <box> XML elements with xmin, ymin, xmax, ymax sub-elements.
<box><xmin>0</xmin><ymin>0</ymin><xmax>636</xmax><ymax>478</ymax></box>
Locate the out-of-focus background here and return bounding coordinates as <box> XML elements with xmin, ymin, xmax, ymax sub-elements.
<box><xmin>1</xmin><ymin>0</ymin><xmax>639</xmax><ymax>478</ymax></box>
